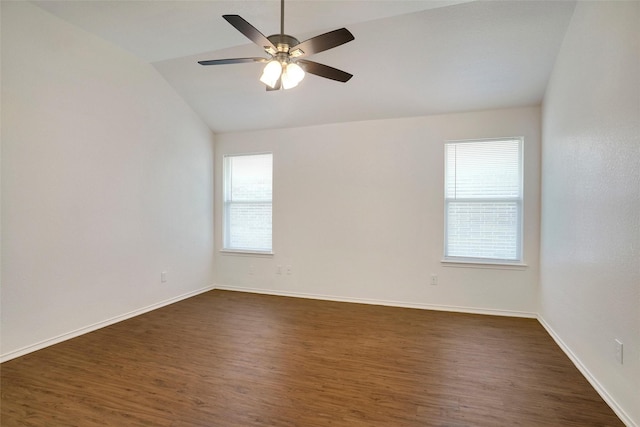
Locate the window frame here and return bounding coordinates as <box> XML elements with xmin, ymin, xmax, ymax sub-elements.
<box><xmin>222</xmin><ymin>152</ymin><xmax>274</xmax><ymax>255</ymax></box>
<box><xmin>442</xmin><ymin>137</ymin><xmax>525</xmax><ymax>266</ymax></box>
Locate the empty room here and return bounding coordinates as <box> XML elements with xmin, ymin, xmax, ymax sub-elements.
<box><xmin>1</xmin><ymin>0</ymin><xmax>638</xmax><ymax>426</ymax></box>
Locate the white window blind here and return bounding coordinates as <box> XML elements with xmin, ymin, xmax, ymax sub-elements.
<box><xmin>444</xmin><ymin>138</ymin><xmax>523</xmax><ymax>262</ymax></box>
<box><xmin>223</xmin><ymin>153</ymin><xmax>272</xmax><ymax>253</ymax></box>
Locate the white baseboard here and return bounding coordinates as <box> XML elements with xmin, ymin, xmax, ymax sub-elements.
<box><xmin>213</xmin><ymin>284</ymin><xmax>537</xmax><ymax>318</ymax></box>
<box><xmin>537</xmin><ymin>315</ymin><xmax>635</xmax><ymax>427</ymax></box>
<box><xmin>0</xmin><ymin>285</ymin><xmax>216</xmax><ymax>363</ymax></box>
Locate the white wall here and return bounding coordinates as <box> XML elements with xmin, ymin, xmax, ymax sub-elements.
<box><xmin>215</xmin><ymin>107</ymin><xmax>541</xmax><ymax>316</ymax></box>
<box><xmin>540</xmin><ymin>1</ymin><xmax>640</xmax><ymax>425</ymax></box>
<box><xmin>1</xmin><ymin>3</ymin><xmax>215</xmax><ymax>360</ymax></box>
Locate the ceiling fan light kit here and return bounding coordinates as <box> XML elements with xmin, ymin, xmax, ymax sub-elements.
<box><xmin>281</xmin><ymin>62</ymin><xmax>305</xmax><ymax>89</ymax></box>
<box><xmin>260</xmin><ymin>60</ymin><xmax>283</xmax><ymax>88</ymax></box>
<box><xmin>199</xmin><ymin>0</ymin><xmax>354</xmax><ymax>91</ymax></box>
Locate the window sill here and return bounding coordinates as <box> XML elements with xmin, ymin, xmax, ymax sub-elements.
<box><xmin>220</xmin><ymin>249</ymin><xmax>274</xmax><ymax>257</ymax></box>
<box><xmin>441</xmin><ymin>259</ymin><xmax>528</xmax><ymax>270</ymax></box>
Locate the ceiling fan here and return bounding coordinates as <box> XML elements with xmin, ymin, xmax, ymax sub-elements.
<box><xmin>198</xmin><ymin>0</ymin><xmax>354</xmax><ymax>90</ymax></box>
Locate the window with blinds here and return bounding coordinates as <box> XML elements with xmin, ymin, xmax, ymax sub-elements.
<box><xmin>444</xmin><ymin>138</ymin><xmax>523</xmax><ymax>263</ymax></box>
<box><xmin>223</xmin><ymin>153</ymin><xmax>273</xmax><ymax>253</ymax></box>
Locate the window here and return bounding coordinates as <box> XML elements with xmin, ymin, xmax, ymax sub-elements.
<box><xmin>223</xmin><ymin>153</ymin><xmax>273</xmax><ymax>253</ymax></box>
<box><xmin>444</xmin><ymin>138</ymin><xmax>523</xmax><ymax>263</ymax></box>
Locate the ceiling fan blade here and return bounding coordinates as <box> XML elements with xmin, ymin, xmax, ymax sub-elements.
<box><xmin>297</xmin><ymin>60</ymin><xmax>353</xmax><ymax>83</ymax></box>
<box><xmin>223</xmin><ymin>15</ymin><xmax>276</xmax><ymax>50</ymax></box>
<box><xmin>198</xmin><ymin>57</ymin><xmax>267</xmax><ymax>66</ymax></box>
<box><xmin>290</xmin><ymin>28</ymin><xmax>354</xmax><ymax>57</ymax></box>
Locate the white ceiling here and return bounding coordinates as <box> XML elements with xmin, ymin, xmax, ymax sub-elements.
<box><xmin>34</xmin><ymin>0</ymin><xmax>577</xmax><ymax>134</ymax></box>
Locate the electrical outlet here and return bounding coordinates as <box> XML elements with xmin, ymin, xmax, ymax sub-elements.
<box><xmin>615</xmin><ymin>339</ymin><xmax>623</xmax><ymax>364</ymax></box>
<box><xmin>286</xmin><ymin>265</ymin><xmax>292</xmax><ymax>275</ymax></box>
<box><xmin>430</xmin><ymin>274</ymin><xmax>438</xmax><ymax>285</ymax></box>
<box><xmin>161</xmin><ymin>271</ymin><xmax>167</xmax><ymax>283</ymax></box>
<box><xmin>276</xmin><ymin>265</ymin><xmax>283</xmax><ymax>275</ymax></box>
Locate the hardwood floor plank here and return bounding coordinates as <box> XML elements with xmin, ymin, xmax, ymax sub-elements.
<box><xmin>1</xmin><ymin>290</ymin><xmax>624</xmax><ymax>426</ymax></box>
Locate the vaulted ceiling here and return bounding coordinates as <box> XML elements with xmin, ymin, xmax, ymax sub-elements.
<box><xmin>34</xmin><ymin>1</ymin><xmax>576</xmax><ymax>133</ymax></box>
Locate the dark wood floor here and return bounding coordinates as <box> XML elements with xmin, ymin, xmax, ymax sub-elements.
<box><xmin>1</xmin><ymin>290</ymin><xmax>623</xmax><ymax>426</ymax></box>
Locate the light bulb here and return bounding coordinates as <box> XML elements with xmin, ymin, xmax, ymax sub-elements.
<box><xmin>281</xmin><ymin>62</ymin><xmax>305</xmax><ymax>90</ymax></box>
<box><xmin>260</xmin><ymin>60</ymin><xmax>283</xmax><ymax>88</ymax></box>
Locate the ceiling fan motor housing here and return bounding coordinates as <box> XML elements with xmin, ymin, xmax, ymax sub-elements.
<box><xmin>266</xmin><ymin>34</ymin><xmax>303</xmax><ymax>58</ymax></box>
